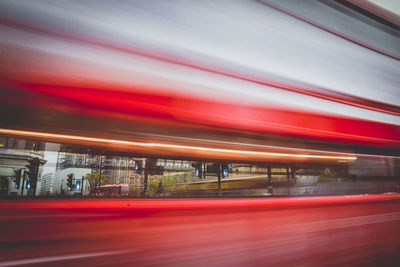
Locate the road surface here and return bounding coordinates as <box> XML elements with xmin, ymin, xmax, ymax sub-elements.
<box><xmin>1</xmin><ymin>195</ymin><xmax>400</xmax><ymax>266</ymax></box>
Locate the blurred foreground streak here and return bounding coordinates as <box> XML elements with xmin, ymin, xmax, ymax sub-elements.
<box><xmin>1</xmin><ymin>2</ymin><xmax>400</xmax><ymax>266</ymax></box>
<box><xmin>0</xmin><ymin>0</ymin><xmax>399</xmax><ymax>161</ymax></box>
<box><xmin>0</xmin><ymin>195</ymin><xmax>400</xmax><ymax>266</ymax></box>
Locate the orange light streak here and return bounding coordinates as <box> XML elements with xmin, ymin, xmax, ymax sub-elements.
<box><xmin>0</xmin><ymin>128</ymin><xmax>358</xmax><ymax>160</ymax></box>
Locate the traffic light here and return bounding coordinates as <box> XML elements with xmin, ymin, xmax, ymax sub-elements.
<box><xmin>67</xmin><ymin>173</ymin><xmax>73</xmax><ymax>189</ymax></box>
<box><xmin>221</xmin><ymin>163</ymin><xmax>231</xmax><ymax>178</ymax></box>
<box><xmin>75</xmin><ymin>180</ymin><xmax>81</xmax><ymax>191</ymax></box>
<box><xmin>25</xmin><ymin>157</ymin><xmax>40</xmax><ymax>192</ymax></box>
<box><xmin>13</xmin><ymin>169</ymin><xmax>22</xmax><ymax>189</ymax></box>
<box><xmin>191</xmin><ymin>162</ymin><xmax>202</xmax><ymax>177</ymax></box>
<box><xmin>134</xmin><ymin>161</ymin><xmax>142</xmax><ymax>173</ymax></box>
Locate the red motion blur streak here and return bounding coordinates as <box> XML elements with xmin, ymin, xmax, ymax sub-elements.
<box><xmin>4</xmin><ymin>80</ymin><xmax>400</xmax><ymax>147</ymax></box>
<box><xmin>1</xmin><ymin>195</ymin><xmax>400</xmax><ymax>266</ymax></box>
<box><xmin>0</xmin><ymin>16</ymin><xmax>399</xmax><ymax>117</ymax></box>
<box><xmin>3</xmin><ymin>194</ymin><xmax>400</xmax><ymax>213</ymax></box>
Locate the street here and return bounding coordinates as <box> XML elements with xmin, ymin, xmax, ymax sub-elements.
<box><xmin>1</xmin><ymin>195</ymin><xmax>400</xmax><ymax>266</ymax></box>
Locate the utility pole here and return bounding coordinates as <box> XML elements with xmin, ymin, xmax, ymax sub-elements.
<box><xmin>81</xmin><ymin>175</ymin><xmax>85</xmax><ymax>196</ymax></box>
<box><xmin>218</xmin><ymin>163</ymin><xmax>222</xmax><ymax>197</ymax></box>
<box><xmin>286</xmin><ymin>165</ymin><xmax>290</xmax><ymax>195</ymax></box>
<box><xmin>141</xmin><ymin>159</ymin><xmax>148</xmax><ymax>197</ymax></box>
<box><xmin>98</xmin><ymin>154</ymin><xmax>103</xmax><ymax>188</ymax></box>
<box><xmin>267</xmin><ymin>166</ymin><xmax>272</xmax><ymax>195</ymax></box>
<box><xmin>21</xmin><ymin>171</ymin><xmax>26</xmax><ymax>196</ymax></box>
<box><xmin>291</xmin><ymin>166</ymin><xmax>295</xmax><ymax>179</ymax></box>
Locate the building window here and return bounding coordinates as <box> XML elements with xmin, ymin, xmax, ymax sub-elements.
<box><xmin>0</xmin><ymin>137</ymin><xmax>17</xmax><ymax>149</ymax></box>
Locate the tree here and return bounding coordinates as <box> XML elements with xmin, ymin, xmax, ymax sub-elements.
<box><xmin>85</xmin><ymin>173</ymin><xmax>109</xmax><ymax>190</ymax></box>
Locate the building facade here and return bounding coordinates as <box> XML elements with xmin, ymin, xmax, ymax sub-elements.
<box><xmin>40</xmin><ymin>173</ymin><xmax>54</xmax><ymax>195</ymax></box>
<box><xmin>0</xmin><ymin>137</ymin><xmax>46</xmax><ymax>196</ymax></box>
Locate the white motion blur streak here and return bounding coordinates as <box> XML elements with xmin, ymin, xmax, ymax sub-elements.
<box><xmin>0</xmin><ymin>0</ymin><xmax>399</xmax><ymax>122</ymax></box>
<box><xmin>0</xmin><ymin>251</ymin><xmax>130</xmax><ymax>267</ymax></box>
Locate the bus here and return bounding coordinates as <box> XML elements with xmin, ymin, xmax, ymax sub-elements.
<box><xmin>90</xmin><ymin>184</ymin><xmax>129</xmax><ymax>197</ymax></box>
